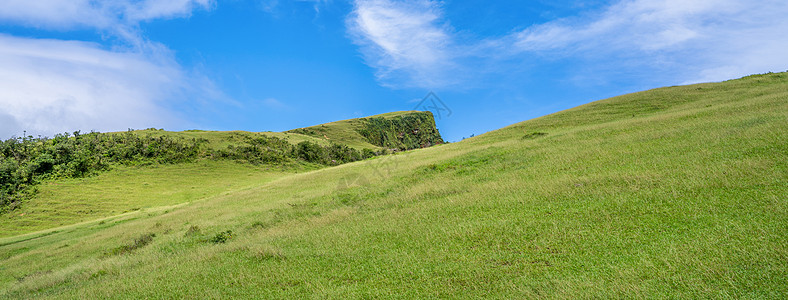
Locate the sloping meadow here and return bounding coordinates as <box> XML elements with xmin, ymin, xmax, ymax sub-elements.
<box><xmin>0</xmin><ymin>111</ymin><xmax>444</xmax><ymax>236</ymax></box>
<box><xmin>1</xmin><ymin>73</ymin><xmax>786</xmax><ymax>298</ymax></box>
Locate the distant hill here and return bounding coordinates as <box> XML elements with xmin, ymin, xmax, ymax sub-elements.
<box><xmin>0</xmin><ymin>111</ymin><xmax>443</xmax><ymax>230</ymax></box>
<box><xmin>285</xmin><ymin>111</ymin><xmax>444</xmax><ymax>150</ymax></box>
<box><xmin>129</xmin><ymin>110</ymin><xmax>442</xmax><ymax>151</ymax></box>
<box><xmin>1</xmin><ymin>73</ymin><xmax>785</xmax><ymax>298</ymax></box>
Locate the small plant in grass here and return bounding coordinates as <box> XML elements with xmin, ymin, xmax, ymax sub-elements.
<box><xmin>250</xmin><ymin>221</ymin><xmax>267</xmax><ymax>229</ymax></box>
<box><xmin>90</xmin><ymin>270</ymin><xmax>108</xmax><ymax>279</ymax></box>
<box><xmin>209</xmin><ymin>230</ymin><xmax>234</xmax><ymax>244</ymax></box>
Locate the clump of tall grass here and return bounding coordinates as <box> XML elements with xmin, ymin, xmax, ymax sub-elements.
<box><xmin>105</xmin><ymin>233</ymin><xmax>156</xmax><ymax>256</ymax></box>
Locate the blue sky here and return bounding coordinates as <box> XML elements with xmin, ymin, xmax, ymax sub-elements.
<box><xmin>1</xmin><ymin>0</ymin><xmax>787</xmax><ymax>141</ymax></box>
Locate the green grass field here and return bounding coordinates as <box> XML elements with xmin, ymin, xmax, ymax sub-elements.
<box><xmin>0</xmin><ymin>161</ymin><xmax>311</xmax><ymax>238</ymax></box>
<box><xmin>1</xmin><ymin>73</ymin><xmax>786</xmax><ymax>298</ymax></box>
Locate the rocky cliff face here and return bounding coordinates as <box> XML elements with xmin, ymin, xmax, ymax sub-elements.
<box><xmin>356</xmin><ymin>111</ymin><xmax>444</xmax><ymax>151</ymax></box>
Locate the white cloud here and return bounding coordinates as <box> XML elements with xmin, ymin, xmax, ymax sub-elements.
<box><xmin>0</xmin><ymin>0</ymin><xmax>213</xmax><ymax>30</ymax></box>
<box><xmin>0</xmin><ymin>0</ymin><xmax>220</xmax><ymax>139</ymax></box>
<box><xmin>0</xmin><ymin>0</ymin><xmax>111</xmax><ymax>29</ymax></box>
<box><xmin>0</xmin><ymin>34</ymin><xmax>192</xmax><ymax>138</ymax></box>
<box><xmin>514</xmin><ymin>0</ymin><xmax>788</xmax><ymax>83</ymax></box>
<box><xmin>348</xmin><ymin>0</ymin><xmax>788</xmax><ymax>88</ymax></box>
<box><xmin>125</xmin><ymin>0</ymin><xmax>214</xmax><ymax>22</ymax></box>
<box><xmin>348</xmin><ymin>0</ymin><xmax>456</xmax><ymax>88</ymax></box>
<box><xmin>515</xmin><ymin>0</ymin><xmax>740</xmax><ymax>52</ymax></box>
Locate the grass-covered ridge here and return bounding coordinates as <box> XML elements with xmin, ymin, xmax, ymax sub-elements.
<box><xmin>286</xmin><ymin>111</ymin><xmax>444</xmax><ymax>150</ymax></box>
<box><xmin>0</xmin><ymin>73</ymin><xmax>786</xmax><ymax>298</ymax></box>
<box><xmin>0</xmin><ymin>112</ymin><xmax>444</xmax><ymax>229</ymax></box>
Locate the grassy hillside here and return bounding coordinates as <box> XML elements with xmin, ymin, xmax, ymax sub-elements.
<box><xmin>0</xmin><ymin>111</ymin><xmax>443</xmax><ymax>232</ymax></box>
<box><xmin>1</xmin><ymin>73</ymin><xmax>786</xmax><ymax>298</ymax></box>
<box><xmin>0</xmin><ymin>161</ymin><xmax>308</xmax><ymax>237</ymax></box>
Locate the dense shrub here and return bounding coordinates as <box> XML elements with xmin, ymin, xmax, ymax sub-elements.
<box><xmin>294</xmin><ymin>141</ymin><xmax>367</xmax><ymax>165</ymax></box>
<box><xmin>209</xmin><ymin>230</ymin><xmax>234</xmax><ymax>244</ymax></box>
<box><xmin>326</xmin><ymin>143</ymin><xmax>363</xmax><ymax>164</ymax></box>
<box><xmin>295</xmin><ymin>141</ymin><xmax>329</xmax><ymax>164</ymax></box>
<box><xmin>357</xmin><ymin>113</ymin><xmax>444</xmax><ymax>150</ymax></box>
<box><xmin>218</xmin><ymin>134</ymin><xmax>294</xmax><ymax>164</ymax></box>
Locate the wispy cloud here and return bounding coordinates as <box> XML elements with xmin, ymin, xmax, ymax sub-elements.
<box><xmin>0</xmin><ymin>0</ymin><xmax>111</xmax><ymax>29</ymax></box>
<box><xmin>515</xmin><ymin>0</ymin><xmax>735</xmax><ymax>52</ymax></box>
<box><xmin>348</xmin><ymin>0</ymin><xmax>788</xmax><ymax>88</ymax></box>
<box><xmin>260</xmin><ymin>0</ymin><xmax>331</xmax><ymax>16</ymax></box>
<box><xmin>512</xmin><ymin>0</ymin><xmax>788</xmax><ymax>83</ymax></box>
<box><xmin>348</xmin><ymin>0</ymin><xmax>456</xmax><ymax>88</ymax></box>
<box><xmin>0</xmin><ymin>0</ymin><xmax>213</xmax><ymax>30</ymax></box>
<box><xmin>0</xmin><ymin>1</ymin><xmax>218</xmax><ymax>138</ymax></box>
<box><xmin>125</xmin><ymin>0</ymin><xmax>214</xmax><ymax>22</ymax></box>
<box><xmin>260</xmin><ymin>98</ymin><xmax>290</xmax><ymax>110</ymax></box>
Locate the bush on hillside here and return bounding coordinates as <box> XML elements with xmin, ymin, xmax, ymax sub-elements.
<box><xmin>218</xmin><ymin>134</ymin><xmax>293</xmax><ymax>164</ymax></box>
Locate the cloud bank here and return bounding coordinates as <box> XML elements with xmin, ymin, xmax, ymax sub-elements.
<box><xmin>0</xmin><ymin>35</ymin><xmax>187</xmax><ymax>138</ymax></box>
<box><xmin>0</xmin><ymin>0</ymin><xmax>215</xmax><ymax>139</ymax></box>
